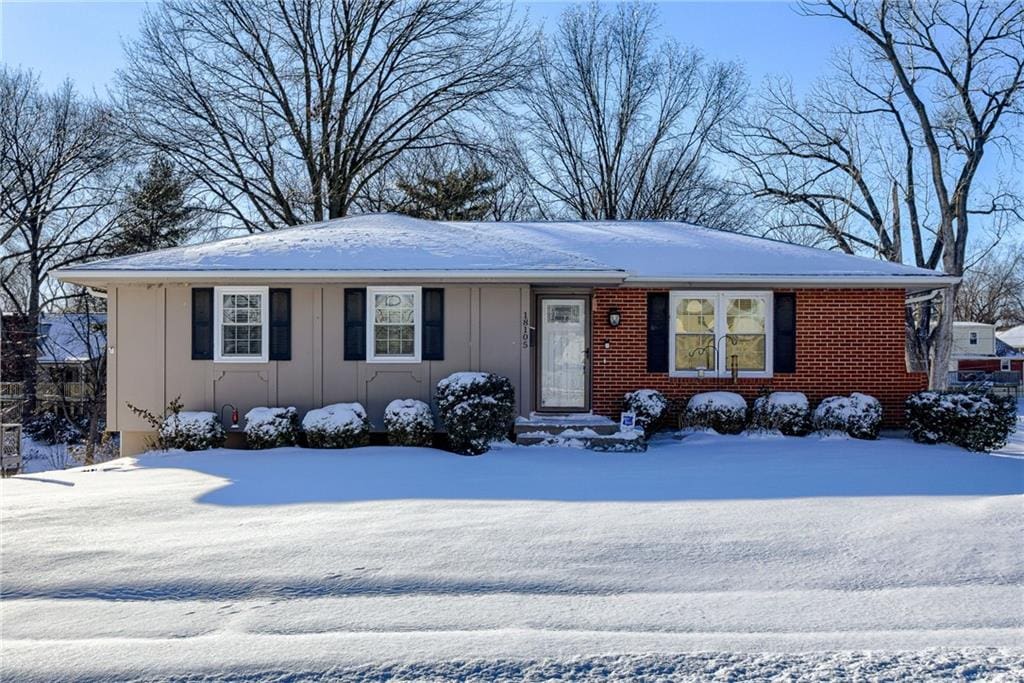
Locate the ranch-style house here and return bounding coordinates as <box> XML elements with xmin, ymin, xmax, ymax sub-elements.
<box><xmin>54</xmin><ymin>213</ymin><xmax>957</xmax><ymax>455</ymax></box>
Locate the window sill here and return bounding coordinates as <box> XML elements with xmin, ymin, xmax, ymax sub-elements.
<box><xmin>669</xmin><ymin>371</ymin><xmax>773</xmax><ymax>380</ymax></box>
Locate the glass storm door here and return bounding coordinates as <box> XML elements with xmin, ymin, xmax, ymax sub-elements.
<box><xmin>539</xmin><ymin>298</ymin><xmax>588</xmax><ymax>410</ymax></box>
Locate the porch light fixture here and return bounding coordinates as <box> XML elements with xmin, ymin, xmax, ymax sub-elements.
<box><xmin>607</xmin><ymin>307</ymin><xmax>622</xmax><ymax>328</ymax></box>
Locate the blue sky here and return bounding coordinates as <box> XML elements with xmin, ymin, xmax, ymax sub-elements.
<box><xmin>1</xmin><ymin>1</ymin><xmax>854</xmax><ymax>94</ymax></box>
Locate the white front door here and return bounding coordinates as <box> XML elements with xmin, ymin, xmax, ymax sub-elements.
<box><xmin>539</xmin><ymin>298</ymin><xmax>588</xmax><ymax>410</ymax></box>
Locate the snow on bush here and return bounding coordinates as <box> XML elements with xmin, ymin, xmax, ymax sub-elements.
<box><xmin>302</xmin><ymin>403</ymin><xmax>371</xmax><ymax>449</ymax></box>
<box><xmin>244</xmin><ymin>406</ymin><xmax>300</xmax><ymax>449</ymax></box>
<box><xmin>160</xmin><ymin>411</ymin><xmax>226</xmax><ymax>451</ymax></box>
<box><xmin>435</xmin><ymin>372</ymin><xmax>516</xmax><ymax>455</ymax></box>
<box><xmin>906</xmin><ymin>390</ymin><xmax>1016</xmax><ymax>452</ymax></box>
<box><xmin>750</xmin><ymin>391</ymin><xmax>810</xmax><ymax>436</ymax></box>
<box><xmin>623</xmin><ymin>389</ymin><xmax>669</xmax><ymax>435</ymax></box>
<box><xmin>384</xmin><ymin>399</ymin><xmax>434</xmax><ymax>447</ymax></box>
<box><xmin>811</xmin><ymin>393</ymin><xmax>882</xmax><ymax>440</ymax></box>
<box><xmin>846</xmin><ymin>393</ymin><xmax>883</xmax><ymax>439</ymax></box>
<box><xmin>683</xmin><ymin>392</ymin><xmax>747</xmax><ymax>435</ymax></box>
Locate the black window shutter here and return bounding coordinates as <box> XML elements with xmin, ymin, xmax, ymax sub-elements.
<box><xmin>344</xmin><ymin>288</ymin><xmax>367</xmax><ymax>360</ymax></box>
<box><xmin>422</xmin><ymin>288</ymin><xmax>444</xmax><ymax>361</ymax></box>
<box><xmin>646</xmin><ymin>292</ymin><xmax>669</xmax><ymax>373</ymax></box>
<box><xmin>191</xmin><ymin>288</ymin><xmax>214</xmax><ymax>360</ymax></box>
<box><xmin>269</xmin><ymin>288</ymin><xmax>291</xmax><ymax>361</ymax></box>
<box><xmin>773</xmin><ymin>293</ymin><xmax>797</xmax><ymax>373</ymax></box>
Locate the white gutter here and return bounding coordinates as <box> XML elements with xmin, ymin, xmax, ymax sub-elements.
<box><xmin>54</xmin><ymin>268</ymin><xmax>629</xmax><ymax>283</ymax></box>
<box><xmin>623</xmin><ymin>274</ymin><xmax>960</xmax><ymax>287</ymax></box>
<box><xmin>54</xmin><ymin>269</ymin><xmax>958</xmax><ymax>288</ymax></box>
<box><xmin>905</xmin><ymin>289</ymin><xmax>944</xmax><ymax>305</ymax></box>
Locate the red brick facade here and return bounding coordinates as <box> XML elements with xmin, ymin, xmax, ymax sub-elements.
<box><xmin>957</xmin><ymin>358</ymin><xmax>1024</xmax><ymax>375</ymax></box>
<box><xmin>590</xmin><ymin>288</ymin><xmax>928</xmax><ymax>426</ymax></box>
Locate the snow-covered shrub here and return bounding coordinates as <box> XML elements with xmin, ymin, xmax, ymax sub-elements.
<box><xmin>623</xmin><ymin>389</ymin><xmax>669</xmax><ymax>435</ymax></box>
<box><xmin>436</xmin><ymin>372</ymin><xmax>516</xmax><ymax>455</ymax></box>
<box><xmin>683</xmin><ymin>392</ymin><xmax>748</xmax><ymax>435</ymax></box>
<box><xmin>244</xmin><ymin>406</ymin><xmax>300</xmax><ymax>449</ymax></box>
<box><xmin>384</xmin><ymin>399</ymin><xmax>434</xmax><ymax>447</ymax></box>
<box><xmin>811</xmin><ymin>393</ymin><xmax>882</xmax><ymax>439</ymax></box>
<box><xmin>750</xmin><ymin>391</ymin><xmax>810</xmax><ymax>436</ymax></box>
<box><xmin>128</xmin><ymin>396</ymin><xmax>224</xmax><ymax>451</ymax></box>
<box><xmin>847</xmin><ymin>393</ymin><xmax>882</xmax><ymax>439</ymax></box>
<box><xmin>302</xmin><ymin>403</ymin><xmax>371</xmax><ymax>449</ymax></box>
<box><xmin>160</xmin><ymin>411</ymin><xmax>226</xmax><ymax>451</ymax></box>
<box><xmin>906</xmin><ymin>390</ymin><xmax>1016</xmax><ymax>452</ymax></box>
<box><xmin>22</xmin><ymin>412</ymin><xmax>86</xmax><ymax>445</ymax></box>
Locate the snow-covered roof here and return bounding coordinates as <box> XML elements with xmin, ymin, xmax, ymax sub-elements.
<box><xmin>995</xmin><ymin>339</ymin><xmax>1024</xmax><ymax>358</ymax></box>
<box><xmin>55</xmin><ymin>213</ymin><xmax>956</xmax><ymax>287</ymax></box>
<box><xmin>37</xmin><ymin>314</ymin><xmax>106</xmax><ymax>364</ymax></box>
<box><xmin>997</xmin><ymin>324</ymin><xmax>1024</xmax><ymax>349</ymax></box>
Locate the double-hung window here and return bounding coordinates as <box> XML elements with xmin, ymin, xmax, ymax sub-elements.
<box><xmin>670</xmin><ymin>291</ymin><xmax>772</xmax><ymax>377</ymax></box>
<box><xmin>367</xmin><ymin>286</ymin><xmax>421</xmax><ymax>362</ymax></box>
<box><xmin>214</xmin><ymin>286</ymin><xmax>269</xmax><ymax>362</ymax></box>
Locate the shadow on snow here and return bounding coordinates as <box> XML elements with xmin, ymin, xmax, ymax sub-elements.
<box><xmin>135</xmin><ymin>433</ymin><xmax>1024</xmax><ymax>506</ymax></box>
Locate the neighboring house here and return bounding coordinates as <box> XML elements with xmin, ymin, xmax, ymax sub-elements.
<box><xmin>54</xmin><ymin>214</ymin><xmax>956</xmax><ymax>456</ymax></box>
<box><xmin>950</xmin><ymin>321</ymin><xmax>1024</xmax><ymax>383</ymax></box>
<box><xmin>36</xmin><ymin>313</ymin><xmax>107</xmax><ymax>382</ymax></box>
<box><xmin>951</xmin><ymin>321</ymin><xmax>997</xmax><ymax>365</ymax></box>
<box><xmin>0</xmin><ymin>314</ymin><xmax>107</xmax><ymax>416</ymax></box>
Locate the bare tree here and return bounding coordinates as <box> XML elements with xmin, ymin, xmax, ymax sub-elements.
<box><xmin>37</xmin><ymin>294</ymin><xmax>107</xmax><ymax>464</ymax></box>
<box><xmin>518</xmin><ymin>2</ymin><xmax>746</xmax><ymax>227</ymax></box>
<box><xmin>0</xmin><ymin>69</ymin><xmax>123</xmax><ymax>421</ymax></box>
<box><xmin>731</xmin><ymin>0</ymin><xmax>1024</xmax><ymax>387</ymax></box>
<box><xmin>955</xmin><ymin>243</ymin><xmax>1024</xmax><ymax>326</ymax></box>
<box><xmin>119</xmin><ymin>0</ymin><xmax>535</xmax><ymax>233</ymax></box>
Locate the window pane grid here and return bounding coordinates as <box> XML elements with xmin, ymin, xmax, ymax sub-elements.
<box><xmin>672</xmin><ymin>293</ymin><xmax>769</xmax><ymax>375</ymax></box>
<box><xmin>371</xmin><ymin>290</ymin><xmax>417</xmax><ymax>359</ymax></box>
<box><xmin>221</xmin><ymin>292</ymin><xmax>263</xmax><ymax>357</ymax></box>
<box><xmin>675</xmin><ymin>334</ymin><xmax>716</xmax><ymax>370</ymax></box>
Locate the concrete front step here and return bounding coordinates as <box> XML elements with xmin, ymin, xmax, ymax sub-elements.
<box><xmin>516</xmin><ymin>431</ymin><xmax>646</xmax><ymax>452</ymax></box>
<box><xmin>514</xmin><ymin>412</ymin><xmax>619</xmax><ymax>436</ymax></box>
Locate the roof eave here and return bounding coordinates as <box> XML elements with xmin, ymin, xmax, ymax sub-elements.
<box><xmin>54</xmin><ymin>268</ymin><xmax>959</xmax><ymax>289</ymax></box>
<box><xmin>53</xmin><ymin>268</ymin><xmax>628</xmax><ymax>285</ymax></box>
<box><xmin>623</xmin><ymin>274</ymin><xmax>960</xmax><ymax>288</ymax></box>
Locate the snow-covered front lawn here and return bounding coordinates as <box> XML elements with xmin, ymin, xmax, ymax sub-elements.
<box><xmin>2</xmin><ymin>429</ymin><xmax>1023</xmax><ymax>681</ymax></box>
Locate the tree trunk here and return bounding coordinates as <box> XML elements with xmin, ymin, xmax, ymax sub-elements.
<box><xmin>19</xmin><ymin>277</ymin><xmax>40</xmax><ymax>424</ymax></box>
<box><xmin>928</xmin><ymin>285</ymin><xmax>958</xmax><ymax>391</ymax></box>
<box><xmin>83</xmin><ymin>407</ymin><xmax>99</xmax><ymax>466</ymax></box>
<box><xmin>905</xmin><ymin>305</ymin><xmax>930</xmax><ymax>373</ymax></box>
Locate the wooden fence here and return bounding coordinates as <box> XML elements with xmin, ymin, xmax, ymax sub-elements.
<box><xmin>1</xmin><ymin>382</ymin><xmax>89</xmax><ymax>401</ymax></box>
<box><xmin>1</xmin><ymin>423</ymin><xmax>21</xmax><ymax>476</ymax></box>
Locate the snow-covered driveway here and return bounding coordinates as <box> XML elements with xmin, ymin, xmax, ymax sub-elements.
<box><xmin>2</xmin><ymin>433</ymin><xmax>1022</xmax><ymax>681</ymax></box>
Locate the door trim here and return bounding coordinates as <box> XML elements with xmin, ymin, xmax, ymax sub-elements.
<box><xmin>534</xmin><ymin>294</ymin><xmax>591</xmax><ymax>413</ymax></box>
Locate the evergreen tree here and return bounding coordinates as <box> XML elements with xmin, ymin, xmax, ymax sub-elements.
<box><xmin>108</xmin><ymin>156</ymin><xmax>200</xmax><ymax>255</ymax></box>
<box><xmin>392</xmin><ymin>164</ymin><xmax>498</xmax><ymax>220</ymax></box>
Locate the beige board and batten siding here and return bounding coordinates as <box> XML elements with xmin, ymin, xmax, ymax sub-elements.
<box><xmin>109</xmin><ymin>283</ymin><xmax>532</xmax><ymax>455</ymax></box>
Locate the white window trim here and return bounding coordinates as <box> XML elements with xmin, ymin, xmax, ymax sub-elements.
<box><xmin>367</xmin><ymin>286</ymin><xmax>422</xmax><ymax>363</ymax></box>
<box><xmin>213</xmin><ymin>286</ymin><xmax>269</xmax><ymax>363</ymax></box>
<box><xmin>668</xmin><ymin>290</ymin><xmax>774</xmax><ymax>378</ymax></box>
<box><xmin>1001</xmin><ymin>358</ymin><xmax>1011</xmax><ymax>371</ymax></box>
